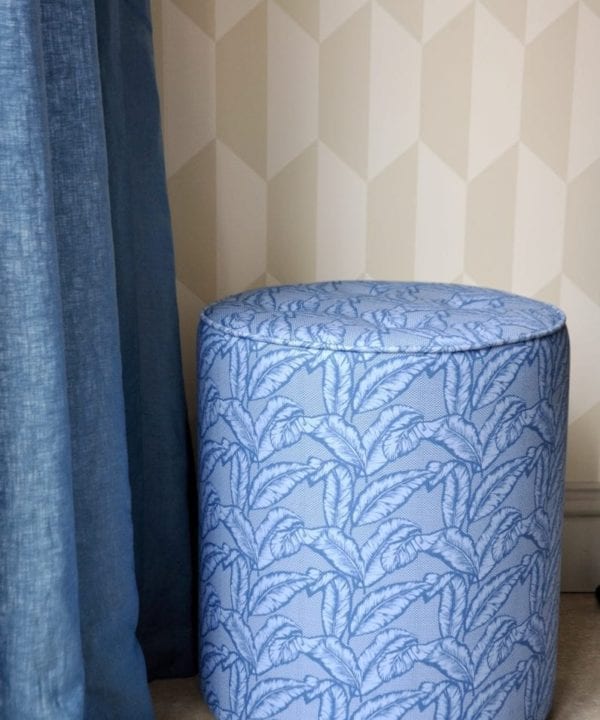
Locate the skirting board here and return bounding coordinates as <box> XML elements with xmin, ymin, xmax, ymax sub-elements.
<box><xmin>562</xmin><ymin>483</ymin><xmax>600</xmax><ymax>591</ymax></box>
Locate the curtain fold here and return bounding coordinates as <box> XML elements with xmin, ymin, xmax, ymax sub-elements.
<box><xmin>94</xmin><ymin>0</ymin><xmax>196</xmax><ymax>680</ymax></box>
<box><xmin>0</xmin><ymin>1</ymin><xmax>195</xmax><ymax>717</ymax></box>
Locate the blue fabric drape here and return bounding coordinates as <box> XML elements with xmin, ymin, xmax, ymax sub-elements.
<box><xmin>94</xmin><ymin>0</ymin><xmax>196</xmax><ymax>680</ymax></box>
<box><xmin>0</xmin><ymin>0</ymin><xmax>194</xmax><ymax>717</ymax></box>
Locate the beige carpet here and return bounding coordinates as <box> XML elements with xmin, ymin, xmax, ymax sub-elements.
<box><xmin>550</xmin><ymin>594</ymin><xmax>600</xmax><ymax>720</ymax></box>
<box><xmin>150</xmin><ymin>593</ymin><xmax>600</xmax><ymax>720</ymax></box>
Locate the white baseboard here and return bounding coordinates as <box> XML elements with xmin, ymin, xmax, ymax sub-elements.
<box><xmin>564</xmin><ymin>482</ymin><xmax>600</xmax><ymax>517</ymax></box>
<box><xmin>562</xmin><ymin>483</ymin><xmax>600</xmax><ymax>591</ymax></box>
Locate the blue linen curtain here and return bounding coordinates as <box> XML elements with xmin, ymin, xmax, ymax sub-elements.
<box><xmin>0</xmin><ymin>1</ymin><xmax>195</xmax><ymax>717</ymax></box>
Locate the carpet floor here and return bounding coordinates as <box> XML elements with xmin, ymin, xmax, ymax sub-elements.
<box><xmin>150</xmin><ymin>593</ymin><xmax>600</xmax><ymax>719</ymax></box>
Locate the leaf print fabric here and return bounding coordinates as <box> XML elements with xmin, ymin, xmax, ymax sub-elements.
<box><xmin>201</xmin><ymin>281</ymin><xmax>565</xmax><ymax>354</ymax></box>
<box><xmin>198</xmin><ymin>281</ymin><xmax>568</xmax><ymax>720</ymax></box>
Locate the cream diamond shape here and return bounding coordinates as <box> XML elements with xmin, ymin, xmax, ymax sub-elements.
<box><xmin>526</xmin><ymin>0</ymin><xmax>578</xmax><ymax>43</ymax></box>
<box><xmin>216</xmin><ymin>3</ymin><xmax>267</xmax><ymax>178</ymax></box>
<box><xmin>367</xmin><ymin>144</ymin><xmax>418</xmax><ymax>281</ymax></box>
<box><xmin>521</xmin><ymin>5</ymin><xmax>578</xmax><ymax>179</ymax></box>
<box><xmin>421</xmin><ymin>5</ymin><xmax>474</xmax><ymax>179</ymax></box>
<box><xmin>565</xmin><ymin>159</ymin><xmax>600</xmax><ymax>307</ymax></box>
<box><xmin>216</xmin><ymin>0</ymin><xmax>263</xmax><ymax>40</ymax></box>
<box><xmin>513</xmin><ymin>144</ymin><xmax>566</xmax><ymax>297</ymax></box>
<box><xmin>216</xmin><ymin>142</ymin><xmax>266</xmax><ymax>299</ymax></box>
<box><xmin>267</xmin><ymin>144</ymin><xmax>318</xmax><ymax>284</ymax></box>
<box><xmin>267</xmin><ymin>1</ymin><xmax>319</xmax><ymax>179</ymax></box>
<box><xmin>568</xmin><ymin>3</ymin><xmax>600</xmax><ymax>181</ymax></box>
<box><xmin>468</xmin><ymin>3</ymin><xmax>523</xmax><ymax>180</ymax></box>
<box><xmin>422</xmin><ymin>0</ymin><xmax>471</xmax><ymax>42</ymax></box>
<box><xmin>377</xmin><ymin>0</ymin><xmax>423</xmax><ymax>40</ymax></box>
<box><xmin>275</xmin><ymin>0</ymin><xmax>320</xmax><ymax>39</ymax></box>
<box><xmin>368</xmin><ymin>1</ymin><xmax>420</xmax><ymax>180</ymax></box>
<box><xmin>163</xmin><ymin>0</ymin><xmax>215</xmax><ymax>178</ymax></box>
<box><xmin>320</xmin><ymin>0</ymin><xmax>369</xmax><ymax>40</ymax></box>
<box><xmin>320</xmin><ymin>3</ymin><xmax>370</xmax><ymax>178</ymax></box>
<box><xmin>465</xmin><ymin>145</ymin><xmax>517</xmax><ymax>290</ymax></box>
<box><xmin>317</xmin><ymin>143</ymin><xmax>367</xmax><ymax>281</ymax></box>
<box><xmin>415</xmin><ymin>142</ymin><xmax>466</xmax><ymax>282</ymax></box>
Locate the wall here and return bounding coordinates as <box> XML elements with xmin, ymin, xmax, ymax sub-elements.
<box><xmin>151</xmin><ymin>0</ymin><xmax>600</xmax><ymax>585</ymax></box>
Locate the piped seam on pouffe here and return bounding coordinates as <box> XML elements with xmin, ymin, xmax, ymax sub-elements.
<box><xmin>199</xmin><ymin>311</ymin><xmax>567</xmax><ymax>356</ymax></box>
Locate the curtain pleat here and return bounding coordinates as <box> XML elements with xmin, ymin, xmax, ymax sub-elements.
<box><xmin>94</xmin><ymin>0</ymin><xmax>196</xmax><ymax>679</ymax></box>
<box><xmin>0</xmin><ymin>0</ymin><xmax>195</xmax><ymax>717</ymax></box>
<box><xmin>0</xmin><ymin>2</ymin><xmax>86</xmax><ymax>716</ymax></box>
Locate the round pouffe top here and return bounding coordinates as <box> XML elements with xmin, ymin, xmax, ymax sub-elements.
<box><xmin>201</xmin><ymin>281</ymin><xmax>565</xmax><ymax>354</ymax></box>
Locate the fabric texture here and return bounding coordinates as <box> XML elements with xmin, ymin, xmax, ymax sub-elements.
<box><xmin>198</xmin><ymin>281</ymin><xmax>569</xmax><ymax>720</ymax></box>
<box><xmin>202</xmin><ymin>281</ymin><xmax>565</xmax><ymax>353</ymax></box>
<box><xmin>94</xmin><ymin>0</ymin><xmax>196</xmax><ymax>679</ymax></box>
<box><xmin>0</xmin><ymin>1</ymin><xmax>194</xmax><ymax>718</ymax></box>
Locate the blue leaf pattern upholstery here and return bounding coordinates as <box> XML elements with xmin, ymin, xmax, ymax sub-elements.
<box><xmin>198</xmin><ymin>282</ymin><xmax>568</xmax><ymax>720</ymax></box>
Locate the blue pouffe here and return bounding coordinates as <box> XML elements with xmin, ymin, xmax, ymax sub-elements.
<box><xmin>197</xmin><ymin>282</ymin><xmax>568</xmax><ymax>720</ymax></box>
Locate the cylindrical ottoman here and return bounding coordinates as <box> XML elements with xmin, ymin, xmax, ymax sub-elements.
<box><xmin>197</xmin><ymin>281</ymin><xmax>568</xmax><ymax>720</ymax></box>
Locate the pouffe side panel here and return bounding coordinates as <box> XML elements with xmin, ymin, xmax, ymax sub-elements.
<box><xmin>198</xmin><ymin>322</ymin><xmax>569</xmax><ymax>720</ymax></box>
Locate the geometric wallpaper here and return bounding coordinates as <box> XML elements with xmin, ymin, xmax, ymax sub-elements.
<box><xmin>150</xmin><ymin>0</ymin><xmax>600</xmax><ymax>490</ymax></box>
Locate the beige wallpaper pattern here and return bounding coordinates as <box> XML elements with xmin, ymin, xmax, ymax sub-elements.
<box><xmin>151</xmin><ymin>0</ymin><xmax>600</xmax><ymax>490</ymax></box>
